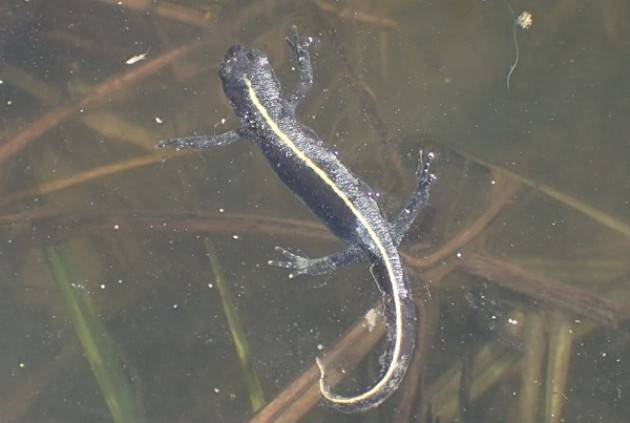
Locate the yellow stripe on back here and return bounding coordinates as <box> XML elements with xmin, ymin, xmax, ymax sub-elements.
<box><xmin>244</xmin><ymin>77</ymin><xmax>403</xmax><ymax>404</ymax></box>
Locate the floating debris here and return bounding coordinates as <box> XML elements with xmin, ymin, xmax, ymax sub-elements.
<box><xmin>125</xmin><ymin>47</ymin><xmax>151</xmax><ymax>65</ymax></box>
<box><xmin>507</xmin><ymin>10</ymin><xmax>534</xmax><ymax>91</ymax></box>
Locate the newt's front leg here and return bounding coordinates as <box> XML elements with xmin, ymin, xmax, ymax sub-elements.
<box><xmin>158</xmin><ymin>130</ymin><xmax>242</xmax><ymax>150</ymax></box>
<box><xmin>286</xmin><ymin>25</ymin><xmax>316</xmax><ymax>111</ymax></box>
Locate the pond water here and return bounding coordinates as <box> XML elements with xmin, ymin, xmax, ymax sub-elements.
<box><xmin>0</xmin><ymin>1</ymin><xmax>628</xmax><ymax>422</ymax></box>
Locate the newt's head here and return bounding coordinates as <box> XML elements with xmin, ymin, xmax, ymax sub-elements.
<box><xmin>220</xmin><ymin>45</ymin><xmax>284</xmax><ymax>123</ymax></box>
<box><xmin>220</xmin><ymin>45</ymin><xmax>268</xmax><ymax>81</ymax></box>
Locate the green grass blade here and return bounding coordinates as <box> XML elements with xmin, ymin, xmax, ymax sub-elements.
<box><xmin>45</xmin><ymin>246</ymin><xmax>143</xmax><ymax>423</ymax></box>
<box><xmin>204</xmin><ymin>239</ymin><xmax>266</xmax><ymax>412</ymax></box>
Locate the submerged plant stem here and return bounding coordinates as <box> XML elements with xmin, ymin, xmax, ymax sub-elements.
<box><xmin>506</xmin><ymin>21</ymin><xmax>520</xmax><ymax>91</ymax></box>
<box><xmin>45</xmin><ymin>246</ymin><xmax>142</xmax><ymax>423</ymax></box>
<box><xmin>204</xmin><ymin>239</ymin><xmax>266</xmax><ymax>412</ymax></box>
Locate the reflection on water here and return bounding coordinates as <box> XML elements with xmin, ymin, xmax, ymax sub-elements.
<box><xmin>0</xmin><ymin>1</ymin><xmax>628</xmax><ymax>422</ymax></box>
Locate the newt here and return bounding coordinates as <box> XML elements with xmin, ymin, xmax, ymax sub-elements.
<box><xmin>159</xmin><ymin>27</ymin><xmax>435</xmax><ymax>412</ymax></box>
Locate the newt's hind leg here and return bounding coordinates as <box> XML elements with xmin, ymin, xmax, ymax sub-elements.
<box><xmin>268</xmin><ymin>150</ymin><xmax>435</xmax><ymax>278</ymax></box>
<box><xmin>390</xmin><ymin>150</ymin><xmax>436</xmax><ymax>245</ymax></box>
<box><xmin>268</xmin><ymin>245</ymin><xmax>364</xmax><ymax>278</ymax></box>
<box><xmin>286</xmin><ymin>26</ymin><xmax>316</xmax><ymax>110</ymax></box>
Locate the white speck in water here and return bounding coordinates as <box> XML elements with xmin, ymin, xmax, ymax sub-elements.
<box><xmin>100</xmin><ymin>284</ymin><xmax>106</xmax><ymax>290</ymax></box>
<box><xmin>208</xmin><ymin>283</ymin><xmax>214</xmax><ymax>289</ymax></box>
<box><xmin>232</xmin><ymin>234</ymin><xmax>239</xmax><ymax>240</ymax></box>
<box><xmin>364</xmin><ymin>308</ymin><xmax>379</xmax><ymax>331</ymax></box>
<box><xmin>155</xmin><ymin>116</ymin><xmax>163</xmax><ymax>124</ymax></box>
<box><xmin>317</xmin><ymin>344</ymin><xmax>324</xmax><ymax>351</ymax></box>
<box><xmin>113</xmin><ymin>224</ymin><xmax>120</xmax><ymax>230</ymax></box>
<box><xmin>456</xmin><ymin>252</ymin><xmax>463</xmax><ymax>258</ymax></box>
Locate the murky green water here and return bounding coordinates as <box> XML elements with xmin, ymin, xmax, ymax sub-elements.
<box><xmin>0</xmin><ymin>1</ymin><xmax>628</xmax><ymax>422</ymax></box>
